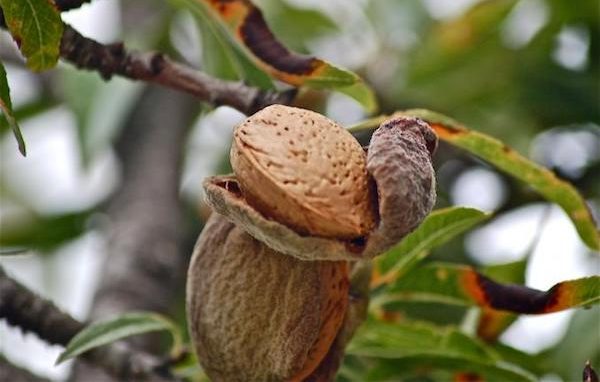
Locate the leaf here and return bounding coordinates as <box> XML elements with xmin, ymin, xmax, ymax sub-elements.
<box><xmin>477</xmin><ymin>261</ymin><xmax>527</xmax><ymax>341</ymax></box>
<box><xmin>196</xmin><ymin>0</ymin><xmax>378</xmax><ymax>112</ymax></box>
<box><xmin>372</xmin><ymin>207</ymin><xmax>489</xmax><ymax>288</ymax></box>
<box><xmin>346</xmin><ymin>320</ymin><xmax>537</xmax><ymax>382</ymax></box>
<box><xmin>540</xmin><ymin>308</ymin><xmax>600</xmax><ymax>380</ymax></box>
<box><xmin>56</xmin><ymin>312</ymin><xmax>182</xmax><ymax>365</ymax></box>
<box><xmin>349</xmin><ymin>110</ymin><xmax>600</xmax><ymax>251</ymax></box>
<box><xmin>332</xmin><ymin>81</ymin><xmax>377</xmax><ymax>115</ymax></box>
<box><xmin>170</xmin><ymin>0</ymin><xmax>274</xmax><ymax>89</ymax></box>
<box><xmin>0</xmin><ymin>209</ymin><xmax>91</xmax><ymax>251</ymax></box>
<box><xmin>404</xmin><ymin>109</ymin><xmax>600</xmax><ymax>251</ymax></box>
<box><xmin>0</xmin><ymin>61</ymin><xmax>26</xmax><ymax>155</ymax></box>
<box><xmin>377</xmin><ymin>262</ymin><xmax>600</xmax><ymax>314</ymax></box>
<box><xmin>0</xmin><ymin>0</ymin><xmax>63</xmax><ymax>71</ymax></box>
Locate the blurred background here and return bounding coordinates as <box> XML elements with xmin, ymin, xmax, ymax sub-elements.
<box><xmin>0</xmin><ymin>0</ymin><xmax>598</xmax><ymax>380</ymax></box>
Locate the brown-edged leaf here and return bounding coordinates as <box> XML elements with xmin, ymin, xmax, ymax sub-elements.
<box><xmin>197</xmin><ymin>0</ymin><xmax>377</xmax><ymax>112</ymax></box>
<box><xmin>375</xmin><ymin>262</ymin><xmax>600</xmax><ymax>314</ymax></box>
<box><xmin>0</xmin><ymin>0</ymin><xmax>63</xmax><ymax>71</ymax></box>
<box><xmin>349</xmin><ymin>110</ymin><xmax>600</xmax><ymax>251</ymax></box>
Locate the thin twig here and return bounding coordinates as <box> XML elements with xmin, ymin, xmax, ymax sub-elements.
<box><xmin>58</xmin><ymin>23</ymin><xmax>295</xmax><ymax>115</ymax></box>
<box><xmin>0</xmin><ymin>267</ymin><xmax>182</xmax><ymax>382</ymax></box>
<box><xmin>0</xmin><ymin>11</ymin><xmax>295</xmax><ymax>115</ymax></box>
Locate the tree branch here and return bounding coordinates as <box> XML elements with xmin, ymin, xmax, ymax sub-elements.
<box><xmin>58</xmin><ymin>23</ymin><xmax>294</xmax><ymax>115</ymax></box>
<box><xmin>0</xmin><ymin>8</ymin><xmax>295</xmax><ymax>115</ymax></box>
<box><xmin>0</xmin><ymin>267</ymin><xmax>181</xmax><ymax>382</ymax></box>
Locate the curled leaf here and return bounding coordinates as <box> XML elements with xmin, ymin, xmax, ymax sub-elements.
<box><xmin>198</xmin><ymin>0</ymin><xmax>377</xmax><ymax>112</ymax></box>
<box><xmin>350</xmin><ymin>110</ymin><xmax>600</xmax><ymax>251</ymax></box>
<box><xmin>376</xmin><ymin>262</ymin><xmax>600</xmax><ymax>314</ymax></box>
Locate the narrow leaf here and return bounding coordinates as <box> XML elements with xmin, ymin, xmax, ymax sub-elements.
<box><xmin>172</xmin><ymin>0</ymin><xmax>274</xmax><ymax>89</ymax></box>
<box><xmin>372</xmin><ymin>207</ymin><xmax>489</xmax><ymax>288</ymax></box>
<box><xmin>477</xmin><ymin>261</ymin><xmax>526</xmax><ymax>341</ymax></box>
<box><xmin>0</xmin><ymin>0</ymin><xmax>63</xmax><ymax>71</ymax></box>
<box><xmin>349</xmin><ymin>110</ymin><xmax>600</xmax><ymax>251</ymax></box>
<box><xmin>56</xmin><ymin>312</ymin><xmax>181</xmax><ymax>365</ymax></box>
<box><xmin>334</xmin><ymin>82</ymin><xmax>377</xmax><ymax>115</ymax></box>
<box><xmin>0</xmin><ymin>209</ymin><xmax>90</xmax><ymax>251</ymax></box>
<box><xmin>195</xmin><ymin>0</ymin><xmax>377</xmax><ymax>111</ymax></box>
<box><xmin>347</xmin><ymin>320</ymin><xmax>537</xmax><ymax>382</ymax></box>
<box><xmin>406</xmin><ymin>109</ymin><xmax>600</xmax><ymax>251</ymax></box>
<box><xmin>0</xmin><ymin>62</ymin><xmax>26</xmax><ymax>155</ymax></box>
<box><xmin>378</xmin><ymin>262</ymin><xmax>600</xmax><ymax>314</ymax></box>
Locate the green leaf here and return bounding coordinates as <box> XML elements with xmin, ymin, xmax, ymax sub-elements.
<box><xmin>56</xmin><ymin>312</ymin><xmax>182</xmax><ymax>365</ymax></box>
<box><xmin>170</xmin><ymin>0</ymin><xmax>274</xmax><ymax>89</ymax></box>
<box><xmin>334</xmin><ymin>81</ymin><xmax>378</xmax><ymax>115</ymax></box>
<box><xmin>404</xmin><ymin>109</ymin><xmax>600</xmax><ymax>251</ymax></box>
<box><xmin>0</xmin><ymin>209</ymin><xmax>91</xmax><ymax>251</ymax></box>
<box><xmin>0</xmin><ymin>61</ymin><xmax>26</xmax><ymax>155</ymax></box>
<box><xmin>372</xmin><ymin>207</ymin><xmax>489</xmax><ymax>288</ymax></box>
<box><xmin>349</xmin><ymin>110</ymin><xmax>600</xmax><ymax>251</ymax></box>
<box><xmin>0</xmin><ymin>0</ymin><xmax>63</xmax><ymax>71</ymax></box>
<box><xmin>190</xmin><ymin>0</ymin><xmax>378</xmax><ymax>112</ymax></box>
<box><xmin>481</xmin><ymin>260</ymin><xmax>527</xmax><ymax>284</ymax></box>
<box><xmin>376</xmin><ymin>262</ymin><xmax>600</xmax><ymax>314</ymax></box>
<box><xmin>346</xmin><ymin>320</ymin><xmax>537</xmax><ymax>382</ymax></box>
<box><xmin>540</xmin><ymin>308</ymin><xmax>600</xmax><ymax>380</ymax></box>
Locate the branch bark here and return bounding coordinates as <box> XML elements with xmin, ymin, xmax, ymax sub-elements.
<box><xmin>0</xmin><ymin>267</ymin><xmax>181</xmax><ymax>382</ymax></box>
<box><xmin>69</xmin><ymin>84</ymin><xmax>200</xmax><ymax>381</ymax></box>
<box><xmin>59</xmin><ymin>24</ymin><xmax>295</xmax><ymax>115</ymax></box>
<box><xmin>0</xmin><ymin>7</ymin><xmax>295</xmax><ymax>115</ymax></box>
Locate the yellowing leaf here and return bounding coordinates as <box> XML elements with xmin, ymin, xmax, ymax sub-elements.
<box><xmin>195</xmin><ymin>0</ymin><xmax>377</xmax><ymax>112</ymax></box>
<box><xmin>376</xmin><ymin>262</ymin><xmax>600</xmax><ymax>314</ymax></box>
<box><xmin>350</xmin><ymin>110</ymin><xmax>600</xmax><ymax>251</ymax></box>
<box><xmin>0</xmin><ymin>0</ymin><xmax>63</xmax><ymax>71</ymax></box>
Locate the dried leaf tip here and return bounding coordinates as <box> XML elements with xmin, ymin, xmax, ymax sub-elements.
<box><xmin>584</xmin><ymin>360</ymin><xmax>599</xmax><ymax>382</ymax></box>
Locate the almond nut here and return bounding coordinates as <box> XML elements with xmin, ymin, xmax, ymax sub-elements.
<box><xmin>231</xmin><ymin>104</ymin><xmax>376</xmax><ymax>239</ymax></box>
<box><xmin>187</xmin><ymin>214</ymin><xmax>350</xmax><ymax>381</ymax></box>
<box><xmin>188</xmin><ymin>110</ymin><xmax>437</xmax><ymax>381</ymax></box>
<box><xmin>205</xmin><ymin>115</ymin><xmax>437</xmax><ymax>261</ymax></box>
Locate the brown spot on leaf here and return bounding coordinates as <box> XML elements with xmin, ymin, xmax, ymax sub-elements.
<box><xmin>430</xmin><ymin>122</ymin><xmax>466</xmax><ymax>139</ymax></box>
<box><xmin>238</xmin><ymin>7</ymin><xmax>318</xmax><ymax>75</ymax></box>
<box><xmin>454</xmin><ymin>372</ymin><xmax>484</xmax><ymax>382</ymax></box>
<box><xmin>466</xmin><ymin>270</ymin><xmax>563</xmax><ymax>314</ymax></box>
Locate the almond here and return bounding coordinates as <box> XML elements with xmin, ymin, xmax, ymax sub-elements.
<box><xmin>188</xmin><ymin>112</ymin><xmax>437</xmax><ymax>381</ymax></box>
<box><xmin>231</xmin><ymin>104</ymin><xmax>376</xmax><ymax>239</ymax></box>
<box><xmin>187</xmin><ymin>214</ymin><xmax>349</xmax><ymax>381</ymax></box>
